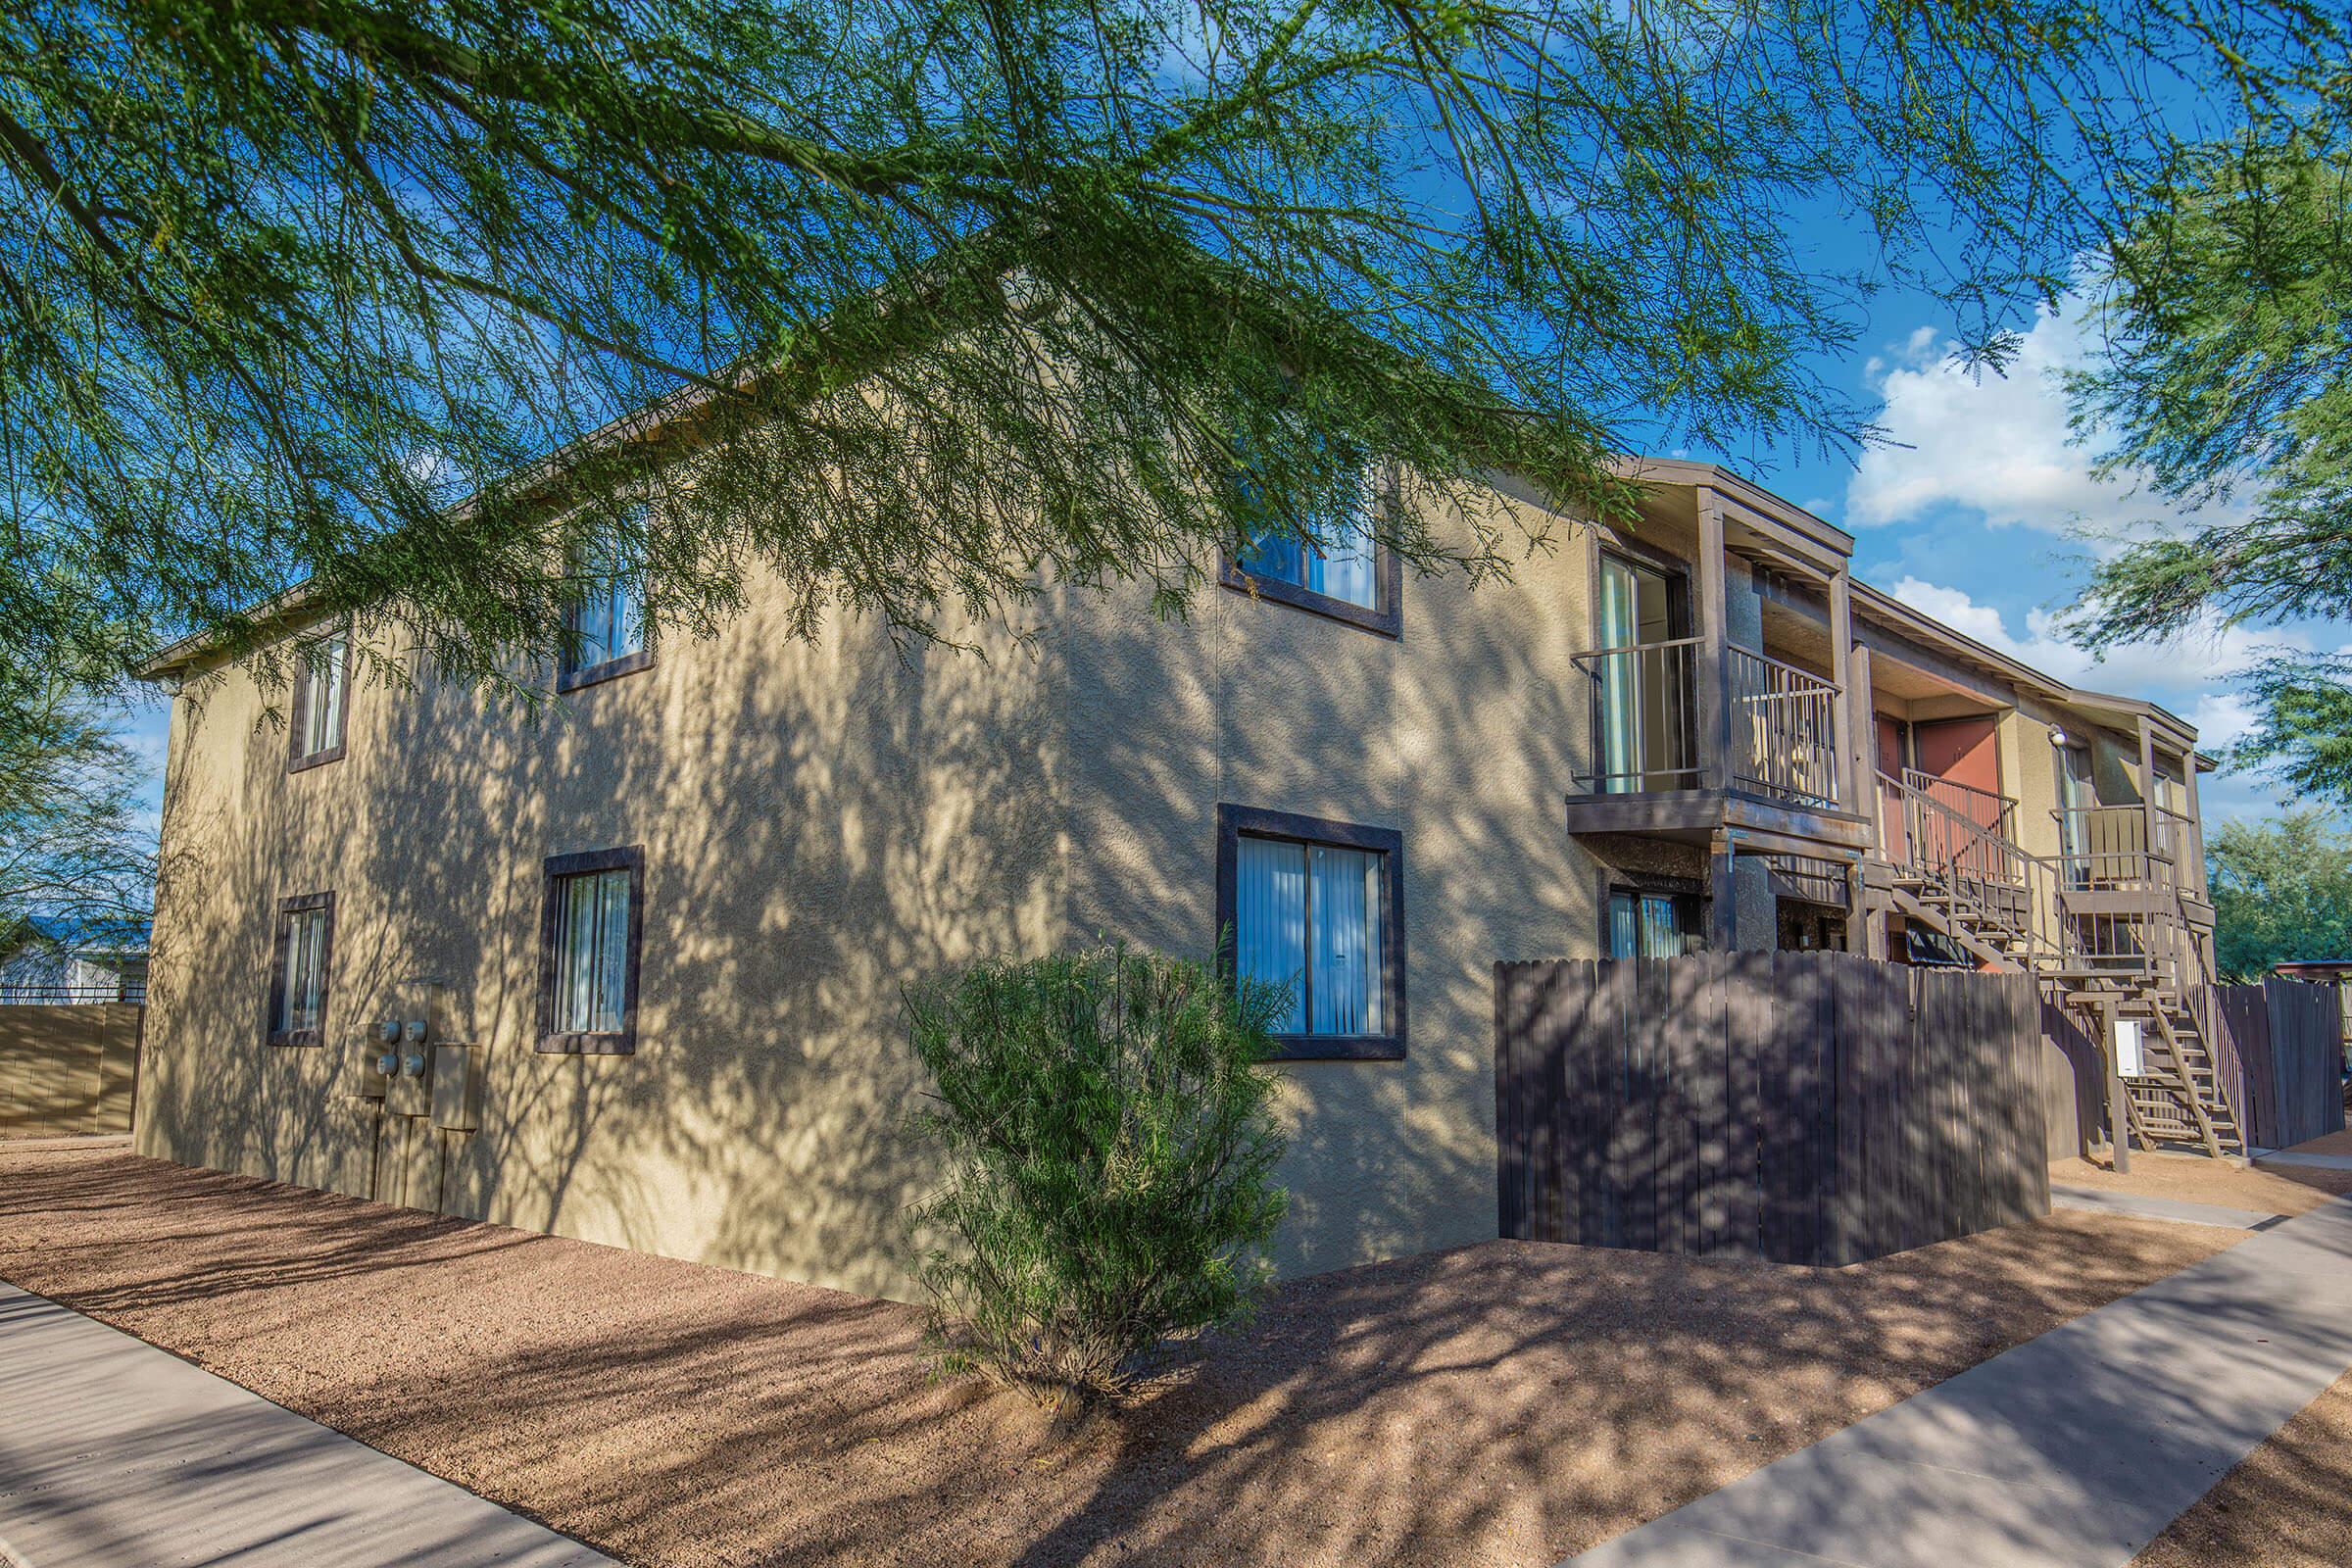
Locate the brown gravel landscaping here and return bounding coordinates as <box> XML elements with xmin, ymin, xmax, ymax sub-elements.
<box><xmin>0</xmin><ymin>1144</ymin><xmax>2250</xmax><ymax>1568</ymax></box>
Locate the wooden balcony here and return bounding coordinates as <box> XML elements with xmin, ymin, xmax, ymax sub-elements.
<box><xmin>1567</xmin><ymin>636</ymin><xmax>1870</xmax><ymax>854</ymax></box>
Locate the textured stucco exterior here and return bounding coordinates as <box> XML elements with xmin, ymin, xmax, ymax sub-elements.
<box><xmin>135</xmin><ymin>454</ymin><xmax>2208</xmax><ymax>1298</ymax></box>
<box><xmin>138</xmin><ymin>478</ymin><xmax>1612</xmax><ymax>1298</ymax></box>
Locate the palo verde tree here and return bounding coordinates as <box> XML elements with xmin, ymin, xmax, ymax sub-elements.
<box><xmin>3</xmin><ymin>0</ymin><xmax>2342</xmax><ymax>692</ymax></box>
<box><xmin>0</xmin><ymin>659</ymin><xmax>156</xmax><ymax>953</ymax></box>
<box><xmin>2068</xmin><ymin>69</ymin><xmax>2352</xmax><ymax>803</ymax></box>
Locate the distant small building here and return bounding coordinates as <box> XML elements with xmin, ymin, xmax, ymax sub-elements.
<box><xmin>0</xmin><ymin>918</ymin><xmax>150</xmax><ymax>1004</ymax></box>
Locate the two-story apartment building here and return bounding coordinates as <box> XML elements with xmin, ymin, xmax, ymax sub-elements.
<box><xmin>134</xmin><ymin>455</ymin><xmax>2220</xmax><ymax>1299</ymax></box>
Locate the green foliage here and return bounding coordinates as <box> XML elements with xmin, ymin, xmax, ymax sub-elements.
<box><xmin>905</xmin><ymin>943</ymin><xmax>1289</xmax><ymax>1407</ymax></box>
<box><xmin>2207</xmin><ymin>809</ymin><xmax>2352</xmax><ymax>983</ymax></box>
<box><xmin>5</xmin><ymin>0</ymin><xmax>2338</xmax><ymax>692</ymax></box>
<box><xmin>0</xmin><ymin>661</ymin><xmax>155</xmax><ymax>942</ymax></box>
<box><xmin>2067</xmin><ymin>69</ymin><xmax>2352</xmax><ymax>801</ymax></box>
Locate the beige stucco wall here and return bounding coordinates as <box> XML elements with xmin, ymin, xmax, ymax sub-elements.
<box><xmin>141</xmin><ymin>576</ymin><xmax>1070</xmax><ymax>1301</ymax></box>
<box><xmin>138</xmin><ymin>481</ymin><xmax>1614</xmax><ymax>1298</ymax></box>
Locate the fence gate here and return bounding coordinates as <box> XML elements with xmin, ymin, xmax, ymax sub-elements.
<box><xmin>1494</xmin><ymin>951</ymin><xmax>2048</xmax><ymax>1266</ymax></box>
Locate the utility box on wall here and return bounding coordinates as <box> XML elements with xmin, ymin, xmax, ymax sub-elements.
<box><xmin>430</xmin><ymin>1043</ymin><xmax>484</xmax><ymax>1131</ymax></box>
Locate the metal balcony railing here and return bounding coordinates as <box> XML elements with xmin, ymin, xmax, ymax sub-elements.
<box><xmin>1728</xmin><ymin>645</ymin><xmax>1840</xmax><ymax>809</ymax></box>
<box><xmin>1575</xmin><ymin>638</ymin><xmax>1842</xmax><ymax>811</ymax></box>
<box><xmin>1574</xmin><ymin>636</ymin><xmax>1703</xmax><ymax>794</ymax></box>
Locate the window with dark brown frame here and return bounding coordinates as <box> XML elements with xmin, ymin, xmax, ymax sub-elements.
<box><xmin>286</xmin><ymin>628</ymin><xmax>352</xmax><ymax>771</ymax></box>
<box><xmin>537</xmin><ymin>846</ymin><xmax>645</xmax><ymax>1054</ymax></box>
<box><xmin>266</xmin><ymin>891</ymin><xmax>334</xmax><ymax>1047</ymax></box>
<box><xmin>1219</xmin><ymin>465</ymin><xmax>1402</xmax><ymax>637</ymax></box>
<box><xmin>557</xmin><ymin>513</ymin><xmax>653</xmax><ymax>692</ymax></box>
<box><xmin>1216</xmin><ymin>804</ymin><xmax>1404</xmax><ymax>1061</ymax></box>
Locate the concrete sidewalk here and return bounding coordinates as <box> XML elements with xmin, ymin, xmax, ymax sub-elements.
<box><xmin>0</xmin><ymin>1282</ymin><xmax>613</xmax><ymax>1567</ymax></box>
<box><xmin>2050</xmin><ymin>1183</ymin><xmax>2283</xmax><ymax>1231</ymax></box>
<box><xmin>2257</xmin><ymin>1151</ymin><xmax>2352</xmax><ymax>1172</ymax></box>
<box><xmin>1564</xmin><ymin>1195</ymin><xmax>2352</xmax><ymax>1567</ymax></box>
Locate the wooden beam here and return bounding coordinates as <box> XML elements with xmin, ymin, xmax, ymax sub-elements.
<box><xmin>1709</xmin><ymin>830</ymin><xmax>1739</xmax><ymax>952</ymax></box>
<box><xmin>1696</xmin><ymin>489</ymin><xmax>1733</xmax><ymax>791</ymax></box>
<box><xmin>1829</xmin><ymin>568</ymin><xmax>1855</xmax><ymax>815</ymax></box>
<box><xmin>2100</xmin><ymin>997</ymin><xmax>2131</xmax><ymax>1174</ymax></box>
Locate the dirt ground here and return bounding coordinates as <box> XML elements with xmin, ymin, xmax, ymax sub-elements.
<box><xmin>0</xmin><ymin>1146</ymin><xmax>2248</xmax><ymax>1568</ymax></box>
<box><xmin>2114</xmin><ymin>1129</ymin><xmax>2352</xmax><ymax>1568</ymax></box>
<box><xmin>2052</xmin><ymin>1149</ymin><xmax>2352</xmax><ymax>1216</ymax></box>
<box><xmin>2133</xmin><ymin>1369</ymin><xmax>2352</xmax><ymax>1568</ymax></box>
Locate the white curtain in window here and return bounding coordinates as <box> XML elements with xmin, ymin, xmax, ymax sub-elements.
<box><xmin>280</xmin><ymin>907</ymin><xmax>324</xmax><ymax>1031</ymax></box>
<box><xmin>595</xmin><ymin>868</ymin><xmax>631</xmax><ymax>1031</ymax></box>
<box><xmin>1310</xmin><ymin>844</ymin><xmax>1383</xmax><ymax>1034</ymax></box>
<box><xmin>1305</xmin><ymin>510</ymin><xmax>1379</xmax><ymax>611</ymax></box>
<box><xmin>1235</xmin><ymin>836</ymin><xmax>1307</xmax><ymax>1032</ymax></box>
<box><xmin>556</xmin><ymin>868</ymin><xmax>632</xmax><ymax>1032</ymax></box>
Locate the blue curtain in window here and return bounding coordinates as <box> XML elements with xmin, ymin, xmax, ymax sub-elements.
<box><xmin>1310</xmin><ymin>844</ymin><xmax>1383</xmax><ymax>1033</ymax></box>
<box><xmin>1235</xmin><ymin>837</ymin><xmax>1306</xmax><ymax>1032</ymax></box>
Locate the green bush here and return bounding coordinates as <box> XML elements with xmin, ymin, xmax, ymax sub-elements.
<box><xmin>905</xmin><ymin>942</ymin><xmax>1291</xmax><ymax>1408</ymax></box>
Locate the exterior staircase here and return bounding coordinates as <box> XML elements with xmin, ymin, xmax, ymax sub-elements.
<box><xmin>1879</xmin><ymin>770</ymin><xmax>2242</xmax><ymax>1160</ymax></box>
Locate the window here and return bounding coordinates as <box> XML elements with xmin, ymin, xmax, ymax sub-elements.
<box><xmin>287</xmin><ymin>630</ymin><xmax>350</xmax><ymax>770</ymax></box>
<box><xmin>558</xmin><ymin>517</ymin><xmax>650</xmax><ymax>690</ymax></box>
<box><xmin>538</xmin><ymin>846</ymin><xmax>644</xmax><ymax>1053</ymax></box>
<box><xmin>1221</xmin><ymin>465</ymin><xmax>1401</xmax><ymax>636</ymax></box>
<box><xmin>1606</xmin><ymin>889</ymin><xmax>1701</xmax><ymax>958</ymax></box>
<box><xmin>267</xmin><ymin>892</ymin><xmax>334</xmax><ymax>1046</ymax></box>
<box><xmin>1216</xmin><ymin>805</ymin><xmax>1404</xmax><ymax>1060</ymax></box>
<box><xmin>1593</xmin><ymin>554</ymin><xmax>1692</xmax><ymax>794</ymax></box>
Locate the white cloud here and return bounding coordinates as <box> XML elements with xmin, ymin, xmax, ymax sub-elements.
<box><xmin>1846</xmin><ymin>302</ymin><xmax>2214</xmax><ymax>539</ymax></box>
<box><xmin>2188</xmin><ymin>692</ymin><xmax>2259</xmax><ymax>751</ymax></box>
<box><xmin>1882</xmin><ymin>575</ymin><xmax>2296</xmax><ymax>734</ymax></box>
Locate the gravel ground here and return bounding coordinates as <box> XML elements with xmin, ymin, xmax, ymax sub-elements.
<box><xmin>2052</xmin><ymin>1152</ymin><xmax>2352</xmax><ymax>1216</ymax></box>
<box><xmin>2132</xmin><ymin>1369</ymin><xmax>2352</xmax><ymax>1568</ymax></box>
<box><xmin>0</xmin><ymin>1146</ymin><xmax>2245</xmax><ymax>1568</ymax></box>
<box><xmin>2115</xmin><ymin>1128</ymin><xmax>2352</xmax><ymax>1568</ymax></box>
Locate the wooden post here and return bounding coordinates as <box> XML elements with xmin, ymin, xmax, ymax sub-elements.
<box><xmin>1843</xmin><ymin>859</ymin><xmax>1869</xmax><ymax>956</ymax></box>
<box><xmin>2136</xmin><ymin>717</ymin><xmax>2160</xmax><ymax>866</ymax></box>
<box><xmin>1828</xmin><ymin>567</ymin><xmax>1854</xmax><ymax>813</ymax></box>
<box><xmin>1710</xmin><ymin>830</ymin><xmax>1739</xmax><ymax>952</ymax></box>
<box><xmin>1849</xmin><ymin>644</ymin><xmax>1876</xmax><ymax>836</ymax></box>
<box><xmin>2182</xmin><ymin>744</ymin><xmax>2208</xmax><ymax>900</ymax></box>
<box><xmin>1696</xmin><ymin>490</ymin><xmax>1733</xmax><ymax>791</ymax></box>
<box><xmin>2100</xmin><ymin>997</ymin><xmax>2132</xmax><ymax>1173</ymax></box>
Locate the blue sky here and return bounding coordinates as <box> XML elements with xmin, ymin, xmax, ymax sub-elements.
<box><xmin>1739</xmin><ymin>289</ymin><xmax>2310</xmax><ymax>828</ymax></box>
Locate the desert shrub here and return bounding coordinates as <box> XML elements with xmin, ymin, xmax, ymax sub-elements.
<box><xmin>905</xmin><ymin>942</ymin><xmax>1290</xmax><ymax>1407</ymax></box>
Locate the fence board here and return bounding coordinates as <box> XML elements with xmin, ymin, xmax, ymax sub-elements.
<box><xmin>1494</xmin><ymin>954</ymin><xmax>2046</xmax><ymax>1265</ymax></box>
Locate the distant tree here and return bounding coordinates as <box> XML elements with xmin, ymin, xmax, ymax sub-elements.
<box><xmin>4</xmin><ymin>0</ymin><xmax>2339</xmax><ymax>693</ymax></box>
<box><xmin>0</xmin><ymin>663</ymin><xmax>155</xmax><ymax>950</ymax></box>
<box><xmin>2206</xmin><ymin>809</ymin><xmax>2352</xmax><ymax>983</ymax></box>
<box><xmin>2067</xmin><ymin>71</ymin><xmax>2352</xmax><ymax>803</ymax></box>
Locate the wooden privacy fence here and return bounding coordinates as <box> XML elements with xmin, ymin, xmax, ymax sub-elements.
<box><xmin>2206</xmin><ymin>980</ymin><xmax>2345</xmax><ymax>1151</ymax></box>
<box><xmin>1494</xmin><ymin>953</ymin><xmax>2049</xmax><ymax>1266</ymax></box>
<box><xmin>0</xmin><ymin>1003</ymin><xmax>141</xmax><ymax>1138</ymax></box>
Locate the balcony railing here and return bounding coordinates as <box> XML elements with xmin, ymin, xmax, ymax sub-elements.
<box><xmin>1575</xmin><ymin>637</ymin><xmax>1841</xmax><ymax>810</ymax></box>
<box><xmin>2055</xmin><ymin>805</ymin><xmax>2197</xmax><ymax>893</ymax></box>
<box><xmin>1882</xmin><ymin>767</ymin><xmax>2020</xmax><ymax>885</ymax></box>
<box><xmin>1728</xmin><ymin>645</ymin><xmax>1840</xmax><ymax>809</ymax></box>
<box><xmin>1575</xmin><ymin>636</ymin><xmax>1702</xmax><ymax>794</ymax></box>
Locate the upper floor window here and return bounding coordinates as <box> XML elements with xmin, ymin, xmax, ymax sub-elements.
<box><xmin>538</xmin><ymin>846</ymin><xmax>644</xmax><ymax>1054</ymax></box>
<box><xmin>287</xmin><ymin>629</ymin><xmax>350</xmax><ymax>771</ymax></box>
<box><xmin>267</xmin><ymin>892</ymin><xmax>333</xmax><ymax>1046</ymax></box>
<box><xmin>1221</xmin><ymin>464</ymin><xmax>1400</xmax><ymax>637</ymax></box>
<box><xmin>1217</xmin><ymin>805</ymin><xmax>1404</xmax><ymax>1060</ymax></box>
<box><xmin>559</xmin><ymin>517</ymin><xmax>650</xmax><ymax>691</ymax></box>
